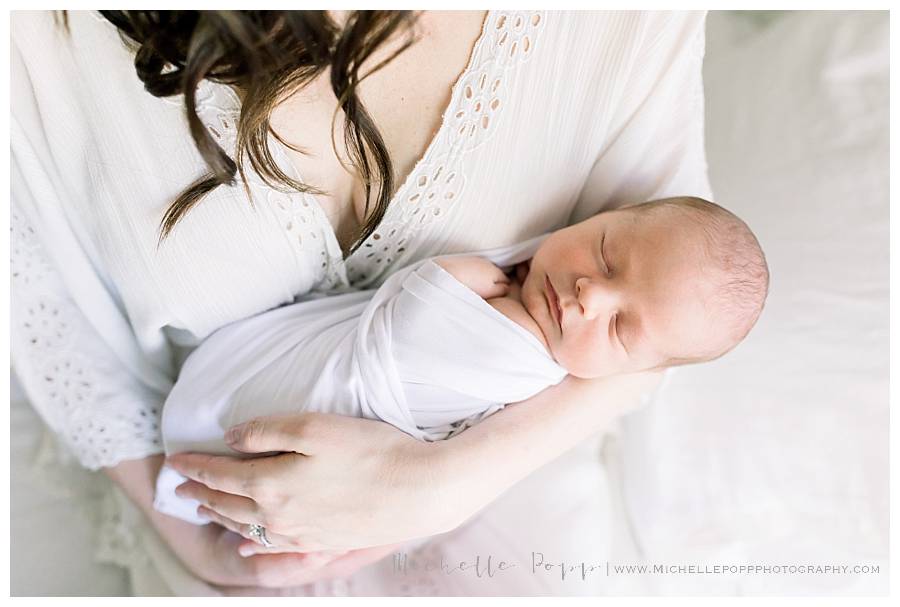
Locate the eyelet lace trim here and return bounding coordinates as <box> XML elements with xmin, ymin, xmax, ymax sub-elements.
<box><xmin>345</xmin><ymin>11</ymin><xmax>546</xmax><ymax>287</ymax></box>
<box><xmin>159</xmin><ymin>81</ymin><xmax>348</xmax><ymax>291</ymax></box>
<box><xmin>13</xmin><ymin>208</ymin><xmax>158</xmax><ymax>589</ymax></box>
<box><xmin>11</xmin><ymin>206</ymin><xmax>165</xmax><ymax>471</ymax></box>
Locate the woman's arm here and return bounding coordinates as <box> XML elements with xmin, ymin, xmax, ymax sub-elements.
<box><xmin>11</xmin><ymin>158</ymin><xmax>323</xmax><ymax>587</ymax></box>
<box><xmin>101</xmin><ymin>455</ymin><xmax>222</xmax><ymax>575</ymax></box>
<box><xmin>167</xmin><ymin>369</ymin><xmax>664</xmax><ymax>557</ymax></box>
<box><xmin>434</xmin><ymin>371</ymin><xmax>663</xmax><ymax>526</ymax></box>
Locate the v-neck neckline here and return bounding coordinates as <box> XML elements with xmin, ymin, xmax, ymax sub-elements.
<box><xmin>324</xmin><ymin>10</ymin><xmax>494</xmax><ymax>263</ymax></box>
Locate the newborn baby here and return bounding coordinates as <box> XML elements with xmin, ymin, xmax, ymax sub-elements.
<box><xmin>470</xmin><ymin>195</ymin><xmax>769</xmax><ymax>377</ymax></box>
<box><xmin>154</xmin><ymin>196</ymin><xmax>769</xmax><ymax>523</ymax></box>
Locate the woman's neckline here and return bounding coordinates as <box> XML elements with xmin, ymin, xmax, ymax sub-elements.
<box><xmin>336</xmin><ymin>10</ymin><xmax>494</xmax><ymax>262</ymax></box>
<box><xmin>194</xmin><ymin>10</ymin><xmax>499</xmax><ymax>285</ymax></box>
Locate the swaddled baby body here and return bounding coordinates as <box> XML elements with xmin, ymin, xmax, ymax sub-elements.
<box><xmin>154</xmin><ymin>196</ymin><xmax>769</xmax><ymax>523</ymax></box>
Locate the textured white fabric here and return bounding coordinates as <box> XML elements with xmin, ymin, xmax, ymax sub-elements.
<box><xmin>11</xmin><ymin>9</ymin><xmax>711</xmax><ymax>595</ymax></box>
<box><xmin>154</xmin><ymin>238</ymin><xmax>567</xmax><ymax>524</ymax></box>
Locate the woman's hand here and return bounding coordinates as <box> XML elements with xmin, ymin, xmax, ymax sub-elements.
<box><xmin>157</xmin><ymin>515</ymin><xmax>394</xmax><ymax>589</ymax></box>
<box><xmin>167</xmin><ymin>371</ymin><xmax>663</xmax><ymax>558</ymax></box>
<box><xmin>153</xmin><ymin>514</ymin><xmax>304</xmax><ymax>587</ymax></box>
<box><xmin>152</xmin><ymin>507</ymin><xmax>405</xmax><ymax>589</ymax></box>
<box><xmin>166</xmin><ymin>412</ymin><xmax>456</xmax><ymax>553</ymax></box>
<box><xmin>103</xmin><ymin>454</ymin><xmax>372</xmax><ymax>588</ymax></box>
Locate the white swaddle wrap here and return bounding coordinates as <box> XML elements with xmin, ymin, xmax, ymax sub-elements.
<box><xmin>154</xmin><ymin>236</ymin><xmax>567</xmax><ymax>523</ymax></box>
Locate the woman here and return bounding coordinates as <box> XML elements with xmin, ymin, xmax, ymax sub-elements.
<box><xmin>11</xmin><ymin>10</ymin><xmax>711</xmax><ymax>595</ymax></box>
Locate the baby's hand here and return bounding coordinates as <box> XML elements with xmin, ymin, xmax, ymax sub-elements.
<box><xmin>435</xmin><ymin>255</ymin><xmax>511</xmax><ymax>300</ymax></box>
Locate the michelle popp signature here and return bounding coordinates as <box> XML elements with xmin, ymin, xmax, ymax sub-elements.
<box><xmin>392</xmin><ymin>551</ymin><xmax>603</xmax><ymax>581</ymax></box>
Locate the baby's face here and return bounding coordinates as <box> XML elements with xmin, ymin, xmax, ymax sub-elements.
<box><xmin>520</xmin><ymin>207</ymin><xmax>720</xmax><ymax>378</ymax></box>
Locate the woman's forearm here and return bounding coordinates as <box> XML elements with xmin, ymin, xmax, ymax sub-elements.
<box><xmin>101</xmin><ymin>454</ymin><xmax>211</xmax><ymax>542</ymax></box>
<box><xmin>101</xmin><ymin>453</ymin><xmax>200</xmax><ymax>541</ymax></box>
<box><xmin>161</xmin><ymin>370</ymin><xmax>666</xmax><ymax>553</ymax></box>
<box><xmin>102</xmin><ymin>454</ymin><xmax>166</xmax><ymax>518</ymax></box>
<box><xmin>434</xmin><ymin>371</ymin><xmax>664</xmax><ymax>524</ymax></box>
<box><xmin>101</xmin><ymin>454</ymin><xmax>199</xmax><ymax>553</ymax></box>
<box><xmin>101</xmin><ymin>454</ymin><xmax>237</xmax><ymax>582</ymax></box>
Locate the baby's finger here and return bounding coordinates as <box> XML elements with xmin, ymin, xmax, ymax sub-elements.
<box><xmin>482</xmin><ymin>277</ymin><xmax>511</xmax><ymax>299</ymax></box>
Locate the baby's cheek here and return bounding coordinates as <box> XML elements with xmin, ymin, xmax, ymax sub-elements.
<box><xmin>561</xmin><ymin>327</ymin><xmax>612</xmax><ymax>378</ymax></box>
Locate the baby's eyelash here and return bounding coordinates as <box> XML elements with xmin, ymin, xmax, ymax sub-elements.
<box><xmin>600</xmin><ymin>234</ymin><xmax>611</xmax><ymax>275</ymax></box>
<box><xmin>615</xmin><ymin>314</ymin><xmax>630</xmax><ymax>355</ymax></box>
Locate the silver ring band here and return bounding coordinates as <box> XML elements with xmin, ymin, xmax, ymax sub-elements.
<box><xmin>248</xmin><ymin>523</ymin><xmax>274</xmax><ymax>547</ymax></box>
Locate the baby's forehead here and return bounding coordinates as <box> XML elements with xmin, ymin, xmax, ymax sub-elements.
<box><xmin>604</xmin><ymin>205</ymin><xmax>711</xmax><ymax>248</ymax></box>
<box><xmin>630</xmin><ymin>203</ymin><xmax>704</xmax><ymax>227</ymax></box>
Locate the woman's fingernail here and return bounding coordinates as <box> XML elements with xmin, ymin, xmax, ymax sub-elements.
<box><xmin>239</xmin><ymin>546</ymin><xmax>254</xmax><ymax>557</ymax></box>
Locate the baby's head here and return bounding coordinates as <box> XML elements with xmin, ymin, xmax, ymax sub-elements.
<box><xmin>521</xmin><ymin>196</ymin><xmax>769</xmax><ymax>378</ymax></box>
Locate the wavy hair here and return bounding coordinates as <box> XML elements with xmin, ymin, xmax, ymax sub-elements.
<box><xmin>83</xmin><ymin>11</ymin><xmax>416</xmax><ymax>253</ymax></box>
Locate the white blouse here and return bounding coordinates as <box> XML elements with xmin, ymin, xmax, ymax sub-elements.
<box><xmin>11</xmin><ymin>10</ymin><xmax>712</xmax><ymax>470</ymax></box>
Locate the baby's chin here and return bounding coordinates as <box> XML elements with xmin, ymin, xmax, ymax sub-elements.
<box><xmin>547</xmin><ymin>347</ymin><xmax>598</xmax><ymax>379</ymax></box>
<box><xmin>555</xmin><ymin>347</ymin><xmax>648</xmax><ymax>379</ymax></box>
<box><xmin>560</xmin><ymin>364</ymin><xmax>607</xmax><ymax>380</ymax></box>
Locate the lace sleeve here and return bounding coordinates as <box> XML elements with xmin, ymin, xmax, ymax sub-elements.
<box><xmin>11</xmin><ymin>202</ymin><xmax>166</xmax><ymax>470</ymax></box>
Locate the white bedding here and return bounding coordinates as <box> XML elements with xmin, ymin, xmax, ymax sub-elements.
<box><xmin>10</xmin><ymin>10</ymin><xmax>890</xmax><ymax>596</ymax></box>
<box><xmin>616</xmin><ymin>10</ymin><xmax>889</xmax><ymax>595</ymax></box>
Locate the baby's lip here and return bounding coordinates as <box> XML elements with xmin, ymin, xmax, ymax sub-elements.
<box><xmin>545</xmin><ymin>276</ymin><xmax>563</xmax><ymax>331</ymax></box>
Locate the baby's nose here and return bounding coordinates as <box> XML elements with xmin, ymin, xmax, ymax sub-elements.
<box><xmin>576</xmin><ymin>277</ymin><xmax>619</xmax><ymax>320</ymax></box>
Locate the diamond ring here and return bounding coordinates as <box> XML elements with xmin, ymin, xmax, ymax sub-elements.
<box><xmin>248</xmin><ymin>523</ymin><xmax>274</xmax><ymax>547</ymax></box>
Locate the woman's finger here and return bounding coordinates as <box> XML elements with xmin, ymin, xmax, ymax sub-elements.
<box><xmin>224</xmin><ymin>413</ymin><xmax>321</xmax><ymax>455</ymax></box>
<box><xmin>175</xmin><ymin>480</ymin><xmax>261</xmax><ymax>523</ymax></box>
<box><xmin>196</xmin><ymin>505</ymin><xmax>313</xmax><ymax>553</ymax></box>
<box><xmin>236</xmin><ymin>537</ymin><xmax>336</xmax><ymax>557</ymax></box>
<box><xmin>224</xmin><ymin>546</ymin><xmax>397</xmax><ymax>590</ymax></box>
<box><xmin>217</xmin><ymin>552</ymin><xmax>336</xmax><ymax>590</ymax></box>
<box><xmin>166</xmin><ymin>452</ymin><xmax>273</xmax><ymax>497</ymax></box>
<box><xmin>237</xmin><ymin>542</ymin><xmax>337</xmax><ymax>559</ymax></box>
<box><xmin>196</xmin><ymin>506</ymin><xmax>252</xmax><ymax>538</ymax></box>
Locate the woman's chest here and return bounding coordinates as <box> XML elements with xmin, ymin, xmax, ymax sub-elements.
<box><xmin>271</xmin><ymin>11</ymin><xmax>489</xmax><ymax>251</ymax></box>
<box><xmin>76</xmin><ymin>82</ymin><xmax>346</xmax><ymax>342</ymax></box>
<box><xmin>82</xmin><ymin>11</ymin><xmax>641</xmax><ymax>341</ymax></box>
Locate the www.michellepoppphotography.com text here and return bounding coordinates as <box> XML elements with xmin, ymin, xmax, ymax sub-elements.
<box><xmin>391</xmin><ymin>552</ymin><xmax>881</xmax><ymax>582</ymax></box>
